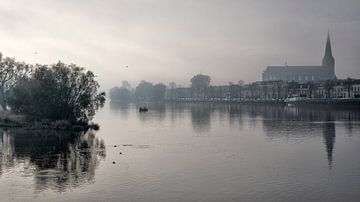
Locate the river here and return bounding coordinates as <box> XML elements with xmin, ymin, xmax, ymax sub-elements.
<box><xmin>1</xmin><ymin>102</ymin><xmax>360</xmax><ymax>201</ymax></box>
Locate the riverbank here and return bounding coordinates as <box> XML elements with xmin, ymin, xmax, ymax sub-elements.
<box><xmin>0</xmin><ymin>111</ymin><xmax>99</xmax><ymax>131</ymax></box>
<box><xmin>164</xmin><ymin>98</ymin><xmax>360</xmax><ymax>106</ymax></box>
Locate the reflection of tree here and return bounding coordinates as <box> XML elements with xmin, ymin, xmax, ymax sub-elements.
<box><xmin>0</xmin><ymin>129</ymin><xmax>105</xmax><ymax>192</ymax></box>
<box><xmin>110</xmin><ymin>101</ymin><xmax>131</xmax><ymax>117</ymax></box>
<box><xmin>190</xmin><ymin>103</ymin><xmax>211</xmax><ymax>133</ymax></box>
<box><xmin>169</xmin><ymin>103</ymin><xmax>187</xmax><ymax>123</ymax></box>
<box><xmin>136</xmin><ymin>102</ymin><xmax>166</xmax><ymax>122</ymax></box>
<box><xmin>228</xmin><ymin>104</ymin><xmax>243</xmax><ymax>126</ymax></box>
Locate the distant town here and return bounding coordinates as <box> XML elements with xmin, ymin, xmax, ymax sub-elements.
<box><xmin>164</xmin><ymin>78</ymin><xmax>360</xmax><ymax>104</ymax></box>
<box><xmin>111</xmin><ymin>33</ymin><xmax>360</xmax><ymax>105</ymax></box>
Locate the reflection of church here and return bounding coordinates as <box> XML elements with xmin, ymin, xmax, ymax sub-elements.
<box><xmin>258</xmin><ymin>105</ymin><xmax>341</xmax><ymax>169</ymax></box>
<box><xmin>262</xmin><ymin>33</ymin><xmax>336</xmax><ymax>82</ymax></box>
<box><xmin>323</xmin><ymin>115</ymin><xmax>336</xmax><ymax>169</ymax></box>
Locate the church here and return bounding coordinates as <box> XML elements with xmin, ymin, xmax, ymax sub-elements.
<box><xmin>262</xmin><ymin>33</ymin><xmax>336</xmax><ymax>82</ymax></box>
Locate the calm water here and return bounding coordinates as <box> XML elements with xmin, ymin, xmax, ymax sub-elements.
<box><xmin>1</xmin><ymin>103</ymin><xmax>360</xmax><ymax>201</ymax></box>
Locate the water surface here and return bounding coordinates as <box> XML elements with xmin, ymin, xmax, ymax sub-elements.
<box><xmin>1</xmin><ymin>103</ymin><xmax>360</xmax><ymax>201</ymax></box>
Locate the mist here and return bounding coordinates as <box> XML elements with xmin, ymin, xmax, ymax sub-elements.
<box><xmin>0</xmin><ymin>0</ymin><xmax>359</xmax><ymax>90</ymax></box>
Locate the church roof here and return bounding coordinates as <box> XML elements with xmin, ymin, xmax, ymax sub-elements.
<box><xmin>265</xmin><ymin>65</ymin><xmax>324</xmax><ymax>73</ymax></box>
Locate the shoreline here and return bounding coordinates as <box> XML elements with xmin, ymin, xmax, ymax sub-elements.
<box><xmin>163</xmin><ymin>98</ymin><xmax>360</xmax><ymax>106</ymax></box>
<box><xmin>0</xmin><ymin>112</ymin><xmax>99</xmax><ymax>131</ymax></box>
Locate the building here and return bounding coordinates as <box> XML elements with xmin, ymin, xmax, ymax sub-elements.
<box><xmin>262</xmin><ymin>32</ymin><xmax>336</xmax><ymax>82</ymax></box>
<box><xmin>165</xmin><ymin>79</ymin><xmax>360</xmax><ymax>102</ymax></box>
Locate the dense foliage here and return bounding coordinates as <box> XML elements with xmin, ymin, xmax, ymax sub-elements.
<box><xmin>110</xmin><ymin>80</ymin><xmax>167</xmax><ymax>102</ymax></box>
<box><xmin>134</xmin><ymin>80</ymin><xmax>153</xmax><ymax>101</ymax></box>
<box><xmin>153</xmin><ymin>83</ymin><xmax>166</xmax><ymax>100</ymax></box>
<box><xmin>8</xmin><ymin>62</ymin><xmax>105</xmax><ymax>123</ymax></box>
<box><xmin>190</xmin><ymin>74</ymin><xmax>211</xmax><ymax>98</ymax></box>
<box><xmin>190</xmin><ymin>74</ymin><xmax>211</xmax><ymax>90</ymax></box>
<box><xmin>134</xmin><ymin>81</ymin><xmax>166</xmax><ymax>101</ymax></box>
<box><xmin>0</xmin><ymin>53</ymin><xmax>32</xmax><ymax>110</ymax></box>
<box><xmin>109</xmin><ymin>86</ymin><xmax>132</xmax><ymax>102</ymax></box>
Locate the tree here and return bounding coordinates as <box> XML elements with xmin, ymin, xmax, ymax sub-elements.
<box><xmin>0</xmin><ymin>53</ymin><xmax>32</xmax><ymax>110</ymax></box>
<box><xmin>8</xmin><ymin>62</ymin><xmax>105</xmax><ymax>123</ymax></box>
<box><xmin>237</xmin><ymin>80</ymin><xmax>244</xmax><ymax>100</ymax></box>
<box><xmin>308</xmin><ymin>82</ymin><xmax>317</xmax><ymax>98</ymax></box>
<box><xmin>168</xmin><ymin>82</ymin><xmax>177</xmax><ymax>100</ymax></box>
<box><xmin>324</xmin><ymin>80</ymin><xmax>335</xmax><ymax>99</ymax></box>
<box><xmin>262</xmin><ymin>84</ymin><xmax>269</xmax><ymax>101</ymax></box>
<box><xmin>135</xmin><ymin>80</ymin><xmax>153</xmax><ymax>101</ymax></box>
<box><xmin>287</xmin><ymin>81</ymin><xmax>297</xmax><ymax>97</ymax></box>
<box><xmin>169</xmin><ymin>82</ymin><xmax>177</xmax><ymax>89</ymax></box>
<box><xmin>345</xmin><ymin>78</ymin><xmax>353</xmax><ymax>98</ymax></box>
<box><xmin>153</xmin><ymin>83</ymin><xmax>166</xmax><ymax>101</ymax></box>
<box><xmin>229</xmin><ymin>83</ymin><xmax>240</xmax><ymax>99</ymax></box>
<box><xmin>110</xmin><ymin>87</ymin><xmax>121</xmax><ymax>101</ymax></box>
<box><xmin>121</xmin><ymin>80</ymin><xmax>131</xmax><ymax>90</ymax></box>
<box><xmin>109</xmin><ymin>86</ymin><xmax>132</xmax><ymax>102</ymax></box>
<box><xmin>249</xmin><ymin>82</ymin><xmax>257</xmax><ymax>101</ymax></box>
<box><xmin>190</xmin><ymin>74</ymin><xmax>211</xmax><ymax>99</ymax></box>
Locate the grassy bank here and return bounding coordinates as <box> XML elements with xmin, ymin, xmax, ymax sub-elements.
<box><xmin>0</xmin><ymin>111</ymin><xmax>99</xmax><ymax>131</ymax></box>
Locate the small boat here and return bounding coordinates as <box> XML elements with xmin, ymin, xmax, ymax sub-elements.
<box><xmin>139</xmin><ymin>107</ymin><xmax>148</xmax><ymax>112</ymax></box>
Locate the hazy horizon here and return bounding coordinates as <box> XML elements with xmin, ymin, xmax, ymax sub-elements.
<box><xmin>1</xmin><ymin>0</ymin><xmax>359</xmax><ymax>90</ymax></box>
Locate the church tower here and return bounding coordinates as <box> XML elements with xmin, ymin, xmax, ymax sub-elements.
<box><xmin>322</xmin><ymin>32</ymin><xmax>336</xmax><ymax>79</ymax></box>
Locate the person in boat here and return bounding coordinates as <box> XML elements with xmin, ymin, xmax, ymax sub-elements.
<box><xmin>139</xmin><ymin>107</ymin><xmax>148</xmax><ymax>112</ymax></box>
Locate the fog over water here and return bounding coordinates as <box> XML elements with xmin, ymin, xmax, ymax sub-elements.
<box><xmin>1</xmin><ymin>1</ymin><xmax>360</xmax><ymax>201</ymax></box>
<box><xmin>1</xmin><ymin>0</ymin><xmax>360</xmax><ymax>89</ymax></box>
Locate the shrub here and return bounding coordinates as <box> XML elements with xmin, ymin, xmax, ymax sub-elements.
<box><xmin>8</xmin><ymin>62</ymin><xmax>105</xmax><ymax>124</ymax></box>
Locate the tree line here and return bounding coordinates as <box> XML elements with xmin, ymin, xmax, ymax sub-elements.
<box><xmin>109</xmin><ymin>74</ymin><xmax>215</xmax><ymax>102</ymax></box>
<box><xmin>110</xmin><ymin>80</ymin><xmax>167</xmax><ymax>102</ymax></box>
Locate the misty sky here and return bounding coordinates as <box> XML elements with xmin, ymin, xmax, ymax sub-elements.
<box><xmin>0</xmin><ymin>0</ymin><xmax>359</xmax><ymax>89</ymax></box>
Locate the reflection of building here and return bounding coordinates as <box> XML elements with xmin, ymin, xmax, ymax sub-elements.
<box><xmin>262</xmin><ymin>33</ymin><xmax>336</xmax><ymax>82</ymax></box>
<box><xmin>257</xmin><ymin>104</ymin><xmax>360</xmax><ymax>170</ymax></box>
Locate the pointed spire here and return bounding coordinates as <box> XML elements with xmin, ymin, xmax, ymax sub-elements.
<box><xmin>325</xmin><ymin>31</ymin><xmax>332</xmax><ymax>57</ymax></box>
<box><xmin>322</xmin><ymin>31</ymin><xmax>335</xmax><ymax>68</ymax></box>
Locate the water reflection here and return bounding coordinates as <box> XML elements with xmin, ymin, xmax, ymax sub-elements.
<box><xmin>0</xmin><ymin>129</ymin><xmax>105</xmax><ymax>192</ymax></box>
<box><xmin>108</xmin><ymin>102</ymin><xmax>359</xmax><ymax>170</ymax></box>
<box><xmin>131</xmin><ymin>103</ymin><xmax>360</xmax><ymax>136</ymax></box>
<box><xmin>323</xmin><ymin>121</ymin><xmax>335</xmax><ymax>169</ymax></box>
<box><xmin>110</xmin><ymin>101</ymin><xmax>131</xmax><ymax>117</ymax></box>
<box><xmin>189</xmin><ymin>103</ymin><xmax>212</xmax><ymax>133</ymax></box>
<box><xmin>143</xmin><ymin>103</ymin><xmax>359</xmax><ymax>169</ymax></box>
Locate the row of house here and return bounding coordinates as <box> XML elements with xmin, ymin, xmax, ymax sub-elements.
<box><xmin>165</xmin><ymin>79</ymin><xmax>360</xmax><ymax>102</ymax></box>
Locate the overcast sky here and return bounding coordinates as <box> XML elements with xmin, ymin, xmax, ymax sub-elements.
<box><xmin>0</xmin><ymin>0</ymin><xmax>359</xmax><ymax>89</ymax></box>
